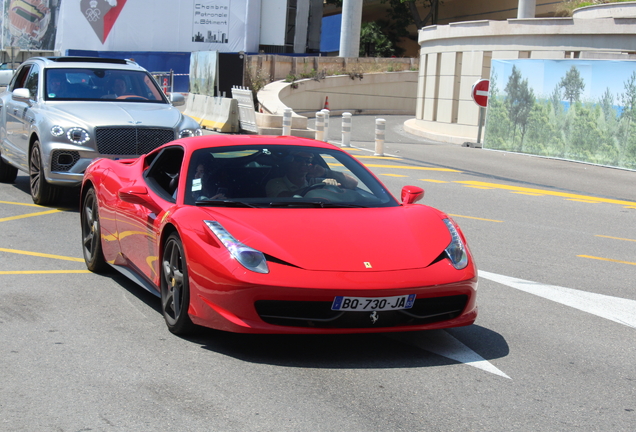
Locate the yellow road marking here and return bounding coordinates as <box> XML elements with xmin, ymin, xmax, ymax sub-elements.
<box><xmin>578</xmin><ymin>255</ymin><xmax>636</xmax><ymax>266</ymax></box>
<box><xmin>365</xmin><ymin>164</ymin><xmax>461</xmax><ymax>172</ymax></box>
<box><xmin>0</xmin><ymin>200</ymin><xmax>42</xmax><ymax>207</ymax></box>
<box><xmin>454</xmin><ymin>181</ymin><xmax>636</xmax><ymax>206</ymax></box>
<box><xmin>511</xmin><ymin>192</ymin><xmax>544</xmax><ymax>196</ymax></box>
<box><xmin>420</xmin><ymin>179</ymin><xmax>448</xmax><ymax>183</ymax></box>
<box><xmin>0</xmin><ymin>247</ymin><xmax>84</xmax><ymax>262</ymax></box>
<box><xmin>380</xmin><ymin>173</ymin><xmax>408</xmax><ymax>177</ymax></box>
<box><xmin>596</xmin><ymin>235</ymin><xmax>636</xmax><ymax>242</ymax></box>
<box><xmin>354</xmin><ymin>155</ymin><xmax>401</xmax><ymax>160</ymax></box>
<box><xmin>0</xmin><ymin>209</ymin><xmax>61</xmax><ymax>222</ymax></box>
<box><xmin>0</xmin><ymin>270</ymin><xmax>91</xmax><ymax>275</ymax></box>
<box><xmin>448</xmin><ymin>214</ymin><xmax>503</xmax><ymax>223</ymax></box>
<box><xmin>567</xmin><ymin>199</ymin><xmax>599</xmax><ymax>203</ymax></box>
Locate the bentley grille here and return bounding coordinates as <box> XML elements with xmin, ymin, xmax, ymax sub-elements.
<box><xmin>95</xmin><ymin>127</ymin><xmax>175</xmax><ymax>155</ymax></box>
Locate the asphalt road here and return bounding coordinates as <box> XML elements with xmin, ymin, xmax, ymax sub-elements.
<box><xmin>1</xmin><ymin>116</ymin><xmax>635</xmax><ymax>431</ymax></box>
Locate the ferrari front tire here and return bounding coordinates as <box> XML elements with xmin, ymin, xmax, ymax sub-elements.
<box><xmin>30</xmin><ymin>141</ymin><xmax>60</xmax><ymax>205</ymax></box>
<box><xmin>161</xmin><ymin>233</ymin><xmax>195</xmax><ymax>335</ymax></box>
<box><xmin>0</xmin><ymin>155</ymin><xmax>18</xmax><ymax>183</ymax></box>
<box><xmin>81</xmin><ymin>187</ymin><xmax>107</xmax><ymax>273</ymax></box>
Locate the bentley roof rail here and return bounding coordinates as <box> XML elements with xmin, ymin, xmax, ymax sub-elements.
<box><xmin>45</xmin><ymin>57</ymin><xmax>131</xmax><ymax>65</ymax></box>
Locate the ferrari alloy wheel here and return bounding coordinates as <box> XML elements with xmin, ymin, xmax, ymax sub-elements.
<box><xmin>161</xmin><ymin>233</ymin><xmax>195</xmax><ymax>335</ymax></box>
<box><xmin>30</xmin><ymin>141</ymin><xmax>60</xmax><ymax>205</ymax></box>
<box><xmin>0</xmin><ymin>154</ymin><xmax>18</xmax><ymax>183</ymax></box>
<box><xmin>81</xmin><ymin>187</ymin><xmax>107</xmax><ymax>273</ymax></box>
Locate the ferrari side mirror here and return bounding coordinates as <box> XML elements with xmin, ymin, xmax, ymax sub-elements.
<box><xmin>401</xmin><ymin>185</ymin><xmax>424</xmax><ymax>204</ymax></box>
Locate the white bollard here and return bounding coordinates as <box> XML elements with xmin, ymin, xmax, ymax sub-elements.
<box><xmin>374</xmin><ymin>118</ymin><xmax>386</xmax><ymax>156</ymax></box>
<box><xmin>282</xmin><ymin>107</ymin><xmax>292</xmax><ymax>136</ymax></box>
<box><xmin>341</xmin><ymin>112</ymin><xmax>352</xmax><ymax>147</ymax></box>
<box><xmin>315</xmin><ymin>111</ymin><xmax>325</xmax><ymax>142</ymax></box>
<box><xmin>321</xmin><ymin>109</ymin><xmax>330</xmax><ymax>142</ymax></box>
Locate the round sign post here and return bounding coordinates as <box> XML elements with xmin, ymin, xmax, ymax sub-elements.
<box><xmin>471</xmin><ymin>79</ymin><xmax>490</xmax><ymax>145</ymax></box>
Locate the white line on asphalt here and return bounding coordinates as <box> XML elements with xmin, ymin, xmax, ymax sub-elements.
<box><xmin>387</xmin><ymin>330</ymin><xmax>511</xmax><ymax>379</ymax></box>
<box><xmin>479</xmin><ymin>270</ymin><xmax>636</xmax><ymax>329</ymax></box>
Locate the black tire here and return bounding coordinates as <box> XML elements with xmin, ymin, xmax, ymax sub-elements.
<box><xmin>161</xmin><ymin>233</ymin><xmax>195</xmax><ymax>335</ymax></box>
<box><xmin>81</xmin><ymin>187</ymin><xmax>107</xmax><ymax>273</ymax></box>
<box><xmin>30</xmin><ymin>141</ymin><xmax>60</xmax><ymax>205</ymax></box>
<box><xmin>0</xmin><ymin>155</ymin><xmax>18</xmax><ymax>183</ymax></box>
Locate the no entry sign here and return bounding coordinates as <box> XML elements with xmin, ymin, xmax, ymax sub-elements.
<box><xmin>471</xmin><ymin>79</ymin><xmax>490</xmax><ymax>107</ymax></box>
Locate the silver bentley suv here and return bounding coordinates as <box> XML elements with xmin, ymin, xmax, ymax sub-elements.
<box><xmin>0</xmin><ymin>56</ymin><xmax>202</xmax><ymax>205</ymax></box>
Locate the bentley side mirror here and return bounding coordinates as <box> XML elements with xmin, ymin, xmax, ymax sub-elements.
<box><xmin>12</xmin><ymin>88</ymin><xmax>31</xmax><ymax>103</ymax></box>
<box><xmin>168</xmin><ymin>92</ymin><xmax>185</xmax><ymax>106</ymax></box>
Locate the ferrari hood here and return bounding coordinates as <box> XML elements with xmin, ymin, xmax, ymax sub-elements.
<box><xmin>205</xmin><ymin>206</ymin><xmax>452</xmax><ymax>272</ymax></box>
<box><xmin>45</xmin><ymin>102</ymin><xmax>181</xmax><ymax>128</ymax></box>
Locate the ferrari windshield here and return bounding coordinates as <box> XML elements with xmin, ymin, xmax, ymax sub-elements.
<box><xmin>183</xmin><ymin>145</ymin><xmax>398</xmax><ymax>208</ymax></box>
<box><xmin>45</xmin><ymin>68</ymin><xmax>167</xmax><ymax>102</ymax></box>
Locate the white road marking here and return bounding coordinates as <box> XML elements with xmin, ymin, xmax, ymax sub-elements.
<box><xmin>387</xmin><ymin>330</ymin><xmax>511</xmax><ymax>379</ymax></box>
<box><xmin>479</xmin><ymin>270</ymin><xmax>636</xmax><ymax>329</ymax></box>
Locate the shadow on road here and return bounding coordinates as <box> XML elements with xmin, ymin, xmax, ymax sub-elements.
<box><xmin>109</xmin><ymin>264</ymin><xmax>509</xmax><ymax>370</ymax></box>
<box><xmin>187</xmin><ymin>324</ymin><xmax>509</xmax><ymax>370</ymax></box>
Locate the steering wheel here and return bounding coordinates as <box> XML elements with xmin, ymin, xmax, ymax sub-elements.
<box><xmin>116</xmin><ymin>95</ymin><xmax>148</xmax><ymax>100</ymax></box>
<box><xmin>298</xmin><ymin>183</ymin><xmax>342</xmax><ymax>196</ymax></box>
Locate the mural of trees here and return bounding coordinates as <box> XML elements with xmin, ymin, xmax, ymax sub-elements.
<box><xmin>484</xmin><ymin>60</ymin><xmax>636</xmax><ymax>170</ymax></box>
<box><xmin>559</xmin><ymin>65</ymin><xmax>585</xmax><ymax>105</ymax></box>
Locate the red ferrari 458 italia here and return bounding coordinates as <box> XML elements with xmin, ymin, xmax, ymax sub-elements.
<box><xmin>80</xmin><ymin>135</ymin><xmax>477</xmax><ymax>335</ymax></box>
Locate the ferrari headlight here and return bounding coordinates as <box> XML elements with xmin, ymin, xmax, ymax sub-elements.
<box><xmin>443</xmin><ymin>218</ymin><xmax>468</xmax><ymax>270</ymax></box>
<box><xmin>179</xmin><ymin>128</ymin><xmax>203</xmax><ymax>138</ymax></box>
<box><xmin>67</xmin><ymin>127</ymin><xmax>90</xmax><ymax>144</ymax></box>
<box><xmin>204</xmin><ymin>221</ymin><xmax>269</xmax><ymax>274</ymax></box>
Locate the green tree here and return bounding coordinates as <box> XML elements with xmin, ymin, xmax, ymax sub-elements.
<box><xmin>327</xmin><ymin>0</ymin><xmax>441</xmax><ymax>28</ymax></box>
<box><xmin>380</xmin><ymin>0</ymin><xmax>441</xmax><ymax>30</ymax></box>
<box><xmin>559</xmin><ymin>66</ymin><xmax>585</xmax><ymax>106</ymax></box>
<box><xmin>326</xmin><ymin>0</ymin><xmax>440</xmax><ymax>55</ymax></box>
<box><xmin>504</xmin><ymin>65</ymin><xmax>535</xmax><ymax>150</ymax></box>
<box><xmin>619</xmin><ymin>72</ymin><xmax>636</xmax><ymax>165</ymax></box>
<box><xmin>359</xmin><ymin>22</ymin><xmax>396</xmax><ymax>57</ymax></box>
<box><xmin>483</xmin><ymin>70</ymin><xmax>513</xmax><ymax>150</ymax></box>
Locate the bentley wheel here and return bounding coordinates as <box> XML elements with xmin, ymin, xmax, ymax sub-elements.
<box><xmin>81</xmin><ymin>187</ymin><xmax>107</xmax><ymax>273</ymax></box>
<box><xmin>30</xmin><ymin>142</ymin><xmax>60</xmax><ymax>205</ymax></box>
<box><xmin>161</xmin><ymin>233</ymin><xmax>195</xmax><ymax>335</ymax></box>
<box><xmin>0</xmin><ymin>155</ymin><xmax>18</xmax><ymax>183</ymax></box>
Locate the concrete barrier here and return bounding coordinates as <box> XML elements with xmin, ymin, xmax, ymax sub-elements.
<box><xmin>182</xmin><ymin>93</ymin><xmax>208</xmax><ymax>125</ymax></box>
<box><xmin>200</xmin><ymin>96</ymin><xmax>239</xmax><ymax>133</ymax></box>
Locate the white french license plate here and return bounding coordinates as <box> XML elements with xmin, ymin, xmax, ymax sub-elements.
<box><xmin>331</xmin><ymin>294</ymin><xmax>416</xmax><ymax>311</ymax></box>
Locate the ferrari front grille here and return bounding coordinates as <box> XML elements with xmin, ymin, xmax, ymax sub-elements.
<box><xmin>95</xmin><ymin>127</ymin><xmax>175</xmax><ymax>155</ymax></box>
<box><xmin>254</xmin><ymin>295</ymin><xmax>469</xmax><ymax>329</ymax></box>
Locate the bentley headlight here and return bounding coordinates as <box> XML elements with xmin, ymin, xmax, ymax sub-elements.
<box><xmin>179</xmin><ymin>128</ymin><xmax>203</xmax><ymax>138</ymax></box>
<box><xmin>51</xmin><ymin>125</ymin><xmax>64</xmax><ymax>137</ymax></box>
<box><xmin>443</xmin><ymin>218</ymin><xmax>468</xmax><ymax>270</ymax></box>
<box><xmin>204</xmin><ymin>221</ymin><xmax>269</xmax><ymax>274</ymax></box>
<box><xmin>66</xmin><ymin>127</ymin><xmax>90</xmax><ymax>144</ymax></box>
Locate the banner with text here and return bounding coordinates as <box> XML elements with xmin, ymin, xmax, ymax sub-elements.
<box><xmin>54</xmin><ymin>0</ymin><xmax>260</xmax><ymax>54</ymax></box>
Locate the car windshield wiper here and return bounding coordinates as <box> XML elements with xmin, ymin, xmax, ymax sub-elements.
<box><xmin>195</xmin><ymin>199</ymin><xmax>257</xmax><ymax>208</ymax></box>
<box><xmin>268</xmin><ymin>201</ymin><xmax>324</xmax><ymax>208</ymax></box>
<box><xmin>268</xmin><ymin>201</ymin><xmax>367</xmax><ymax>208</ymax></box>
<box><xmin>317</xmin><ymin>203</ymin><xmax>368</xmax><ymax>208</ymax></box>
